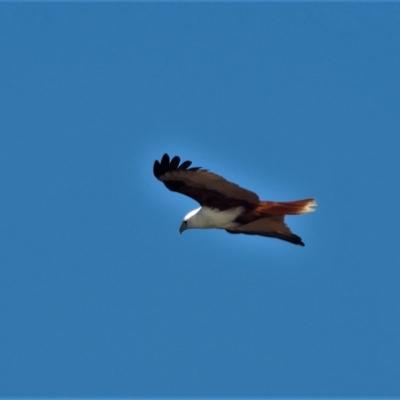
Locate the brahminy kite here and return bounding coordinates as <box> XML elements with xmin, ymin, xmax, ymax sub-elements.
<box><xmin>153</xmin><ymin>154</ymin><xmax>317</xmax><ymax>246</ymax></box>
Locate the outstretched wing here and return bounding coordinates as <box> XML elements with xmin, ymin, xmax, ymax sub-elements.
<box><xmin>226</xmin><ymin>215</ymin><xmax>305</xmax><ymax>246</ymax></box>
<box><xmin>153</xmin><ymin>154</ymin><xmax>259</xmax><ymax>209</ymax></box>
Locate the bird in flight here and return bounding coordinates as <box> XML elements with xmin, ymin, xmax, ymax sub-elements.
<box><xmin>153</xmin><ymin>154</ymin><xmax>317</xmax><ymax>246</ymax></box>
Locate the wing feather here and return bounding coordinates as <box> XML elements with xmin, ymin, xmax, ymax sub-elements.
<box><xmin>153</xmin><ymin>153</ymin><xmax>259</xmax><ymax>209</ymax></box>
<box><xmin>169</xmin><ymin>155</ymin><xmax>181</xmax><ymax>170</ymax></box>
<box><xmin>226</xmin><ymin>215</ymin><xmax>305</xmax><ymax>246</ymax></box>
<box><xmin>178</xmin><ymin>160</ymin><xmax>192</xmax><ymax>170</ymax></box>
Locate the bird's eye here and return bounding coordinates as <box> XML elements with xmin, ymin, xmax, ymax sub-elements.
<box><xmin>184</xmin><ymin>221</ymin><xmax>187</xmax><ymax>224</ymax></box>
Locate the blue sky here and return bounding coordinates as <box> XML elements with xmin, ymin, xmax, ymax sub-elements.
<box><xmin>1</xmin><ymin>3</ymin><xmax>400</xmax><ymax>397</ymax></box>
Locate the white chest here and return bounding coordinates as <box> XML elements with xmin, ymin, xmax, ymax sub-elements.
<box><xmin>191</xmin><ymin>206</ymin><xmax>245</xmax><ymax>229</ymax></box>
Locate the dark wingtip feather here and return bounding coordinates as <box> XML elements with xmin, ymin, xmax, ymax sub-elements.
<box><xmin>178</xmin><ymin>160</ymin><xmax>192</xmax><ymax>170</ymax></box>
<box><xmin>169</xmin><ymin>156</ymin><xmax>181</xmax><ymax>171</ymax></box>
<box><xmin>289</xmin><ymin>235</ymin><xmax>305</xmax><ymax>246</ymax></box>
<box><xmin>161</xmin><ymin>153</ymin><xmax>170</xmax><ymax>166</ymax></box>
<box><xmin>153</xmin><ymin>160</ymin><xmax>161</xmax><ymax>178</ymax></box>
<box><xmin>277</xmin><ymin>232</ymin><xmax>305</xmax><ymax>246</ymax></box>
<box><xmin>225</xmin><ymin>229</ymin><xmax>305</xmax><ymax>246</ymax></box>
<box><xmin>292</xmin><ymin>233</ymin><xmax>305</xmax><ymax>246</ymax></box>
<box><xmin>153</xmin><ymin>154</ymin><xmax>201</xmax><ymax>180</ymax></box>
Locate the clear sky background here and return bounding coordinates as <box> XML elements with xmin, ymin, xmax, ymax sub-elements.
<box><xmin>1</xmin><ymin>3</ymin><xmax>399</xmax><ymax>398</ymax></box>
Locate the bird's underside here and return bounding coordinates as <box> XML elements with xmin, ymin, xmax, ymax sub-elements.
<box><xmin>154</xmin><ymin>154</ymin><xmax>317</xmax><ymax>246</ymax></box>
<box><xmin>226</xmin><ymin>212</ymin><xmax>306</xmax><ymax>246</ymax></box>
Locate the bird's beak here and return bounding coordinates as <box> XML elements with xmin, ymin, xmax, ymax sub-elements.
<box><xmin>179</xmin><ymin>222</ymin><xmax>187</xmax><ymax>234</ymax></box>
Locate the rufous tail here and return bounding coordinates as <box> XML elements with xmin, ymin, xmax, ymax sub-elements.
<box><xmin>257</xmin><ymin>198</ymin><xmax>317</xmax><ymax>215</ymax></box>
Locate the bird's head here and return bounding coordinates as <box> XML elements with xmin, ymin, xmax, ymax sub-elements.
<box><xmin>179</xmin><ymin>207</ymin><xmax>201</xmax><ymax>234</ymax></box>
<box><xmin>179</xmin><ymin>219</ymin><xmax>189</xmax><ymax>234</ymax></box>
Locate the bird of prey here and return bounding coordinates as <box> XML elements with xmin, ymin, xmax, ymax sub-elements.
<box><xmin>153</xmin><ymin>154</ymin><xmax>316</xmax><ymax>246</ymax></box>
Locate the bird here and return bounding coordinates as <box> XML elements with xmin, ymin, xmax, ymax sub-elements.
<box><xmin>153</xmin><ymin>154</ymin><xmax>317</xmax><ymax>246</ymax></box>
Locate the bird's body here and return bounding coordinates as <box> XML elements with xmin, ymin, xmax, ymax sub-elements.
<box><xmin>153</xmin><ymin>154</ymin><xmax>317</xmax><ymax>246</ymax></box>
<box><xmin>183</xmin><ymin>206</ymin><xmax>245</xmax><ymax>230</ymax></box>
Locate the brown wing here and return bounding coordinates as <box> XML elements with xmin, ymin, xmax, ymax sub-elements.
<box><xmin>226</xmin><ymin>215</ymin><xmax>305</xmax><ymax>246</ymax></box>
<box><xmin>153</xmin><ymin>154</ymin><xmax>259</xmax><ymax>209</ymax></box>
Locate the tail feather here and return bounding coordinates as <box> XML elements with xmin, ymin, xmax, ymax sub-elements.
<box><xmin>257</xmin><ymin>198</ymin><xmax>317</xmax><ymax>215</ymax></box>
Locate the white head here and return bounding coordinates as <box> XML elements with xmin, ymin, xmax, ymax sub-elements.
<box><xmin>179</xmin><ymin>207</ymin><xmax>201</xmax><ymax>233</ymax></box>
